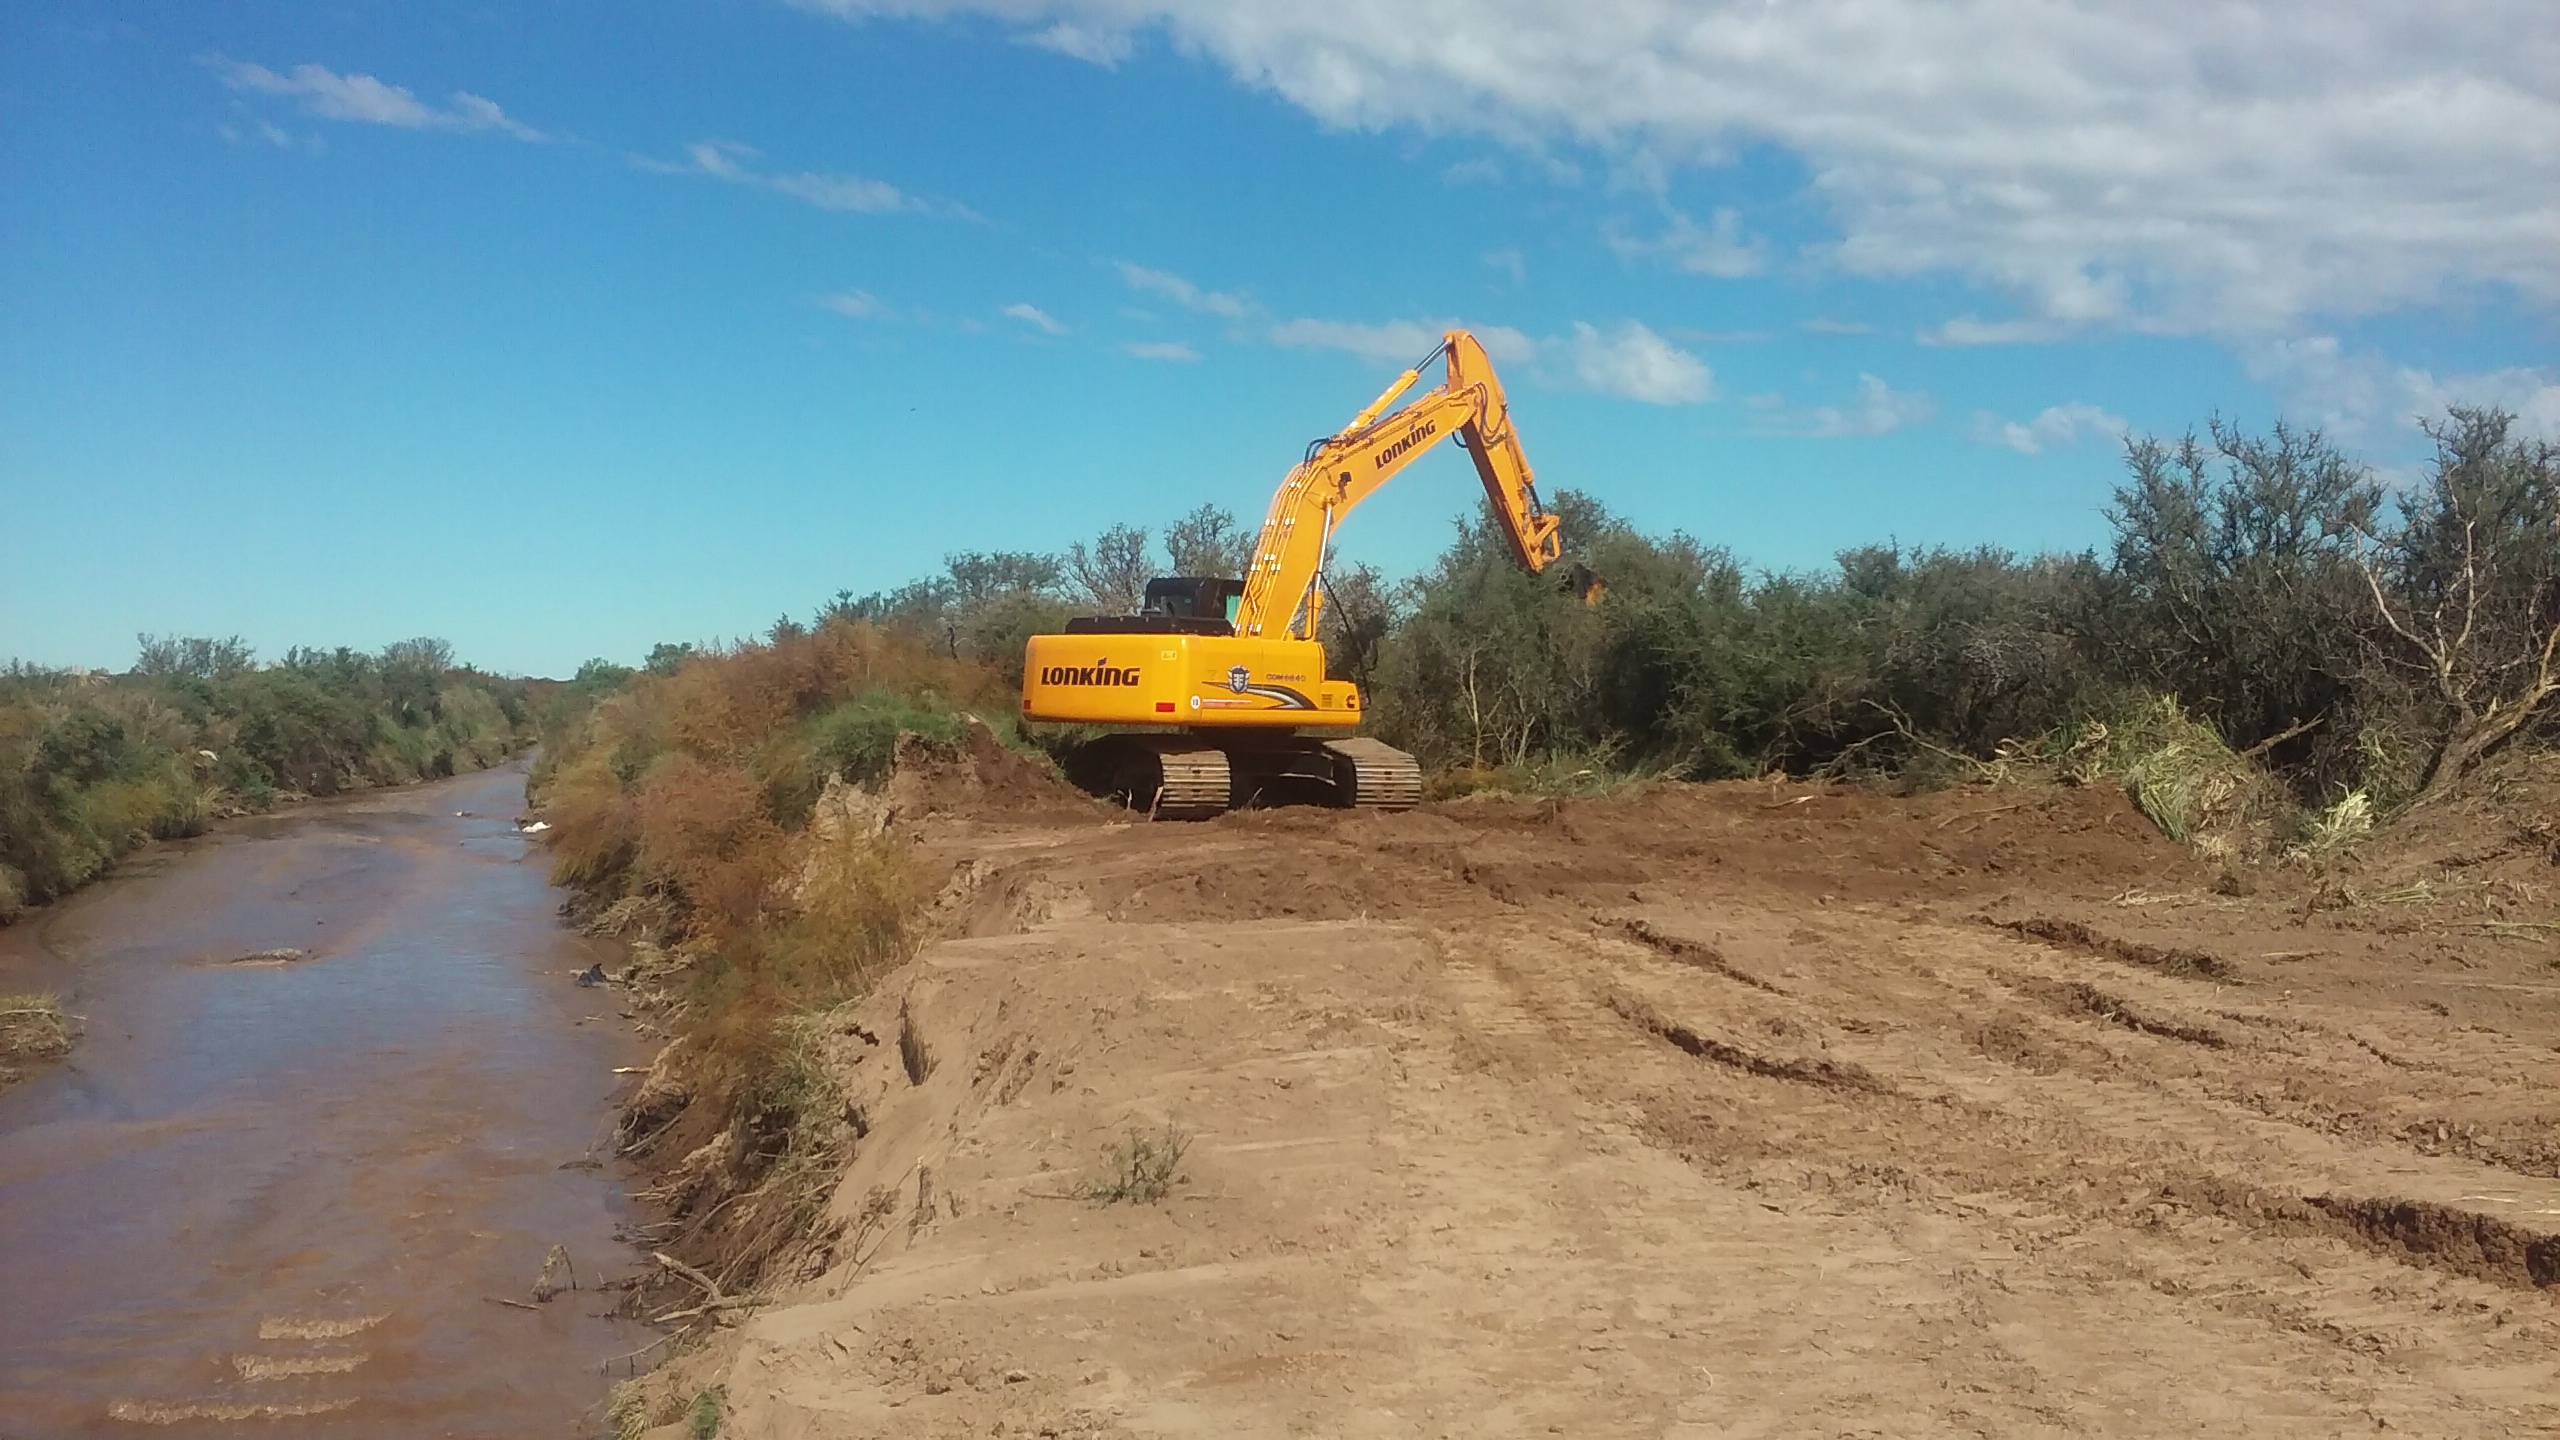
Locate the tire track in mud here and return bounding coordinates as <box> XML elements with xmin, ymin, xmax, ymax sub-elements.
<box><xmin>651</xmin><ymin>776</ymin><xmax>2560</xmax><ymax>1438</ymax></box>
<box><xmin>1554</xmin><ymin>903</ymin><xmax>2560</xmax><ymax>1315</ymax></box>
<box><xmin>1990</xmin><ymin>915</ymin><xmax>2236</xmax><ymax>981</ymax></box>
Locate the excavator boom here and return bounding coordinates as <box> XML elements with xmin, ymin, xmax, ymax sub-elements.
<box><xmin>1021</xmin><ymin>329</ymin><xmax>1564</xmax><ymax>816</ymax></box>
<box><xmin>1238</xmin><ymin>330</ymin><xmax>1561</xmax><ymax>640</ymax></box>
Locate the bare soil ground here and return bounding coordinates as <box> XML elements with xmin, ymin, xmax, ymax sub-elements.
<box><xmin>626</xmin><ymin>756</ymin><xmax>2560</xmax><ymax>1438</ymax></box>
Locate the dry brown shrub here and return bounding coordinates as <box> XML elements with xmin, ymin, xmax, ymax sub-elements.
<box><xmin>632</xmin><ymin>754</ymin><xmax>789</xmax><ymax>943</ymax></box>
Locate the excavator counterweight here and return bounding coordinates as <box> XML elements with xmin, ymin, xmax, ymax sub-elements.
<box><xmin>1022</xmin><ymin>329</ymin><xmax>1561</xmax><ymax>816</ymax></box>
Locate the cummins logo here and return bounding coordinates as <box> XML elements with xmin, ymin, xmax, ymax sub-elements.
<box><xmin>1374</xmin><ymin>419</ymin><xmax>1438</xmax><ymax>468</ymax></box>
<box><xmin>1040</xmin><ymin>659</ymin><xmax>1141</xmax><ymax>687</ymax></box>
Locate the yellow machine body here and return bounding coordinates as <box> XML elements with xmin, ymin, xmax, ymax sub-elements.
<box><xmin>1021</xmin><ymin>633</ymin><xmax>1360</xmax><ymax>728</ymax></box>
<box><xmin>1020</xmin><ymin>328</ymin><xmax>1560</xmax><ymax>815</ymax></box>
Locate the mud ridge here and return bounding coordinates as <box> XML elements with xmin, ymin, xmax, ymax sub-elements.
<box><xmin>1612</xmin><ymin>918</ymin><xmax>1788</xmax><ymax>993</ymax></box>
<box><xmin>1993</xmin><ymin>916</ymin><xmax>2234</xmax><ymax>981</ymax></box>
<box><xmin>1602</xmin><ymin>987</ymin><xmax>1892</xmax><ymax>1094</ymax></box>
<box><xmin>2019</xmin><ymin>977</ymin><xmax>2228</xmax><ymax>1048</ymax></box>
<box><xmin>2168</xmin><ymin>1177</ymin><xmax>2560</xmax><ymax>1290</ymax></box>
<box><xmin>2309</xmin><ymin>1195</ymin><xmax>2560</xmax><ymax>1290</ymax></box>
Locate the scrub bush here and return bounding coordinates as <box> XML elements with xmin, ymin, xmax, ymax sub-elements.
<box><xmin>0</xmin><ymin>641</ymin><xmax>533</xmax><ymax>917</ymax></box>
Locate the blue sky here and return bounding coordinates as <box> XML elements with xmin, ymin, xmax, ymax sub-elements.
<box><xmin>5</xmin><ymin>1</ymin><xmax>2553</xmax><ymax>676</ymax></box>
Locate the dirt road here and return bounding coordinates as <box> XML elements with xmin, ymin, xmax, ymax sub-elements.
<box><xmin>634</xmin><ymin>769</ymin><xmax>2560</xmax><ymax>1438</ymax></box>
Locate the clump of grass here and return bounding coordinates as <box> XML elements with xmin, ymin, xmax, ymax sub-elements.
<box><xmin>688</xmin><ymin>1384</ymin><xmax>727</xmax><ymax>1440</ymax></box>
<box><xmin>807</xmin><ymin>689</ymin><xmax>967</xmax><ymax>788</ymax></box>
<box><xmin>605</xmin><ymin>1382</ymin><xmax>651</xmax><ymax>1440</ymax></box>
<box><xmin>0</xmin><ymin>993</ymin><xmax>72</xmax><ymax>1080</ymax></box>
<box><xmin>2290</xmin><ymin>787</ymin><xmax>2376</xmax><ymax>858</ymax></box>
<box><xmin>1422</xmin><ymin>749</ymin><xmax>1651</xmax><ymax>802</ymax></box>
<box><xmin>1078</xmin><ymin>1125</ymin><xmax>1191</xmax><ymax>1204</ymax></box>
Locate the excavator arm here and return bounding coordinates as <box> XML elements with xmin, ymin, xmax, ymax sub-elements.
<box><xmin>1235</xmin><ymin>329</ymin><xmax>1561</xmax><ymax>640</ymax></box>
<box><xmin>1022</xmin><ymin>326</ymin><xmax>1569</xmax><ymax>817</ymax></box>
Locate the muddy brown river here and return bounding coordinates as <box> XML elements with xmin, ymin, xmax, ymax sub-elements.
<box><xmin>0</xmin><ymin>763</ymin><xmax>650</xmax><ymax>1436</ymax></box>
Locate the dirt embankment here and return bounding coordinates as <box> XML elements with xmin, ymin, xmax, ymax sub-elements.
<box><xmin>617</xmin><ymin>759</ymin><xmax>2560</xmax><ymax>1438</ymax></box>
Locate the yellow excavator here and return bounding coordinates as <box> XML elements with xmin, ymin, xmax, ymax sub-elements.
<box><xmin>1020</xmin><ymin>329</ymin><xmax>1562</xmax><ymax>817</ymax></box>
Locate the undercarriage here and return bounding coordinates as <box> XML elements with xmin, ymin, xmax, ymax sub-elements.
<box><xmin>1064</xmin><ymin>732</ymin><xmax>1422</xmax><ymax>820</ymax></box>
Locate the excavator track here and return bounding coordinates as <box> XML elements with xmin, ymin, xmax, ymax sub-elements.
<box><xmin>1068</xmin><ymin>735</ymin><xmax>1234</xmax><ymax>820</ymax></box>
<box><xmin>1070</xmin><ymin>734</ymin><xmax>1421</xmax><ymax>818</ymax></box>
<box><xmin>1145</xmin><ymin>742</ymin><xmax>1233</xmax><ymax>819</ymax></box>
<box><xmin>1322</xmin><ymin>737</ymin><xmax>1423</xmax><ymax>811</ymax></box>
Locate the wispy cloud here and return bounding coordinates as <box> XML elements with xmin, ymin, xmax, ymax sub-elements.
<box><xmin>217</xmin><ymin>117</ymin><xmax>313</xmax><ymax>151</ymax></box>
<box><xmin>1971</xmin><ymin>402</ymin><xmax>2128</xmax><ymax>454</ymax></box>
<box><xmin>1022</xmin><ymin>21</ymin><xmax>1132</xmax><ymax>65</ymax></box>
<box><xmin>1920</xmin><ymin>315</ymin><xmax>2075</xmax><ymax>347</ymax></box>
<box><xmin>818</xmin><ymin>290</ymin><xmax>888</xmax><ymax>320</ymax></box>
<box><xmin>1763</xmin><ymin>375</ymin><xmax>1936</xmax><ymax>437</ymax></box>
<box><xmin>1122</xmin><ymin>340</ymin><xmax>1200</xmax><ymax>362</ymax></box>
<box><xmin>1271</xmin><ymin>316</ymin><xmax>1710</xmax><ymax>405</ymax></box>
<box><xmin>1800</xmin><ymin>318</ymin><xmax>1873</xmax><ymax>336</ymax></box>
<box><xmin>211</xmin><ymin>59</ymin><xmax>543</xmax><ymax>140</ymax></box>
<box><xmin>1003</xmin><ymin>302</ymin><xmax>1068</xmax><ymax>335</ymax></box>
<box><xmin>1611</xmin><ymin>207</ymin><xmax>1770</xmax><ymax>279</ymax></box>
<box><xmin>653</xmin><ymin>141</ymin><xmax>973</xmax><ymax>218</ymax></box>
<box><xmin>1483</xmin><ymin>248</ymin><xmax>1526</xmax><ymax>287</ymax></box>
<box><xmin>1116</xmin><ymin>263</ymin><xmax>1251</xmax><ymax>319</ymax></box>
<box><xmin>1269</xmin><ymin>318</ymin><xmax>1533</xmax><ymax>366</ymax></box>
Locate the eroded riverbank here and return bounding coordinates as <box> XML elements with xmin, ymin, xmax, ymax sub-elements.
<box><xmin>0</xmin><ymin>762</ymin><xmax>650</xmax><ymax>1434</ymax></box>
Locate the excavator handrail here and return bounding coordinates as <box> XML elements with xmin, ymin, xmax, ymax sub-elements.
<box><xmin>1236</xmin><ymin>329</ymin><xmax>1561</xmax><ymax>640</ymax></box>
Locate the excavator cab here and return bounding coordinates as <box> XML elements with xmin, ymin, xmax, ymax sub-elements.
<box><xmin>1060</xmin><ymin>577</ymin><xmax>1244</xmax><ymax>636</ymax></box>
<box><xmin>1143</xmin><ymin>577</ymin><xmax>1244</xmax><ymax>626</ymax></box>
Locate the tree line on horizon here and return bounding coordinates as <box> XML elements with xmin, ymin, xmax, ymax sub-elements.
<box><xmin>0</xmin><ymin>637</ymin><xmax>546</xmax><ymax>920</ymax></box>
<box><xmin>726</xmin><ymin>405</ymin><xmax>2555</xmax><ymax>819</ymax></box>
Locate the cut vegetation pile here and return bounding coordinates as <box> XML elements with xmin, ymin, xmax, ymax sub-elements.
<box><xmin>0</xmin><ymin>993</ymin><xmax>72</xmax><ymax>1086</ymax></box>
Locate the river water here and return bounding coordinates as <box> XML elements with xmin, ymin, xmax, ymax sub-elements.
<box><xmin>0</xmin><ymin>763</ymin><xmax>650</xmax><ymax>1436</ymax></box>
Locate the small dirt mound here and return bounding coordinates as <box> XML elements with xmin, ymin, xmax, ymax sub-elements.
<box><xmin>883</xmin><ymin>719</ymin><xmax>1100</xmax><ymax>826</ymax></box>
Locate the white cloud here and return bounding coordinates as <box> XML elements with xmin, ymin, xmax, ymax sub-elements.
<box><xmin>1270</xmin><ymin>318</ymin><xmax>1535</xmax><ymax>366</ymax></box>
<box><xmin>1612</xmin><ymin>207</ymin><xmax>1768</xmax><ymax>279</ymax></box>
<box><xmin>1270</xmin><ymin>316</ymin><xmax>1706</xmax><ymax>404</ymax></box>
<box><xmin>1116</xmin><ymin>263</ymin><xmax>1251</xmax><ymax>318</ymax></box>
<box><xmin>219</xmin><ymin>118</ymin><xmax>310</xmax><ymax>150</ymax></box>
<box><xmin>1002</xmin><ymin>302</ymin><xmax>1068</xmax><ymax>334</ymax></box>
<box><xmin>1024</xmin><ymin>20</ymin><xmax>1132</xmax><ymax>64</ymax></box>
<box><xmin>657</xmin><ymin>141</ymin><xmax>961</xmax><ymax>218</ymax></box>
<box><xmin>1482</xmin><ymin>248</ymin><xmax>1526</xmax><ymax>287</ymax></box>
<box><xmin>1269</xmin><ymin>317</ymin><xmax>1439</xmax><ymax>363</ymax></box>
<box><xmin>791</xmin><ymin>1</ymin><xmax>2559</xmax><ymax>334</ymax></box>
<box><xmin>1920</xmin><ymin>315</ymin><xmax>2076</xmax><ymax>347</ymax></box>
<box><xmin>1800</xmin><ymin>318</ymin><xmax>1872</xmax><ymax>336</ymax></box>
<box><xmin>819</xmin><ymin>290</ymin><xmax>887</xmax><ymax>319</ymax></box>
<box><xmin>1123</xmin><ymin>340</ymin><xmax>1201</xmax><ymax>362</ymax></box>
<box><xmin>1564</xmin><ymin>321</ymin><xmax>1714</xmax><ymax>405</ymax></box>
<box><xmin>2245</xmin><ymin>336</ymin><xmax>2560</xmax><ymax>444</ymax></box>
<box><xmin>772</xmin><ymin>171</ymin><xmax>914</xmax><ymax>213</ymax></box>
<box><xmin>1973</xmin><ymin>402</ymin><xmax>2129</xmax><ymax>454</ymax></box>
<box><xmin>213</xmin><ymin>60</ymin><xmax>543</xmax><ymax>140</ymax></box>
<box><xmin>1765</xmin><ymin>374</ymin><xmax>1936</xmax><ymax>437</ymax></box>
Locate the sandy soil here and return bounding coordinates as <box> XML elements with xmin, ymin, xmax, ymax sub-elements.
<box><xmin>629</xmin><ymin>763</ymin><xmax>2560</xmax><ymax>1438</ymax></box>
